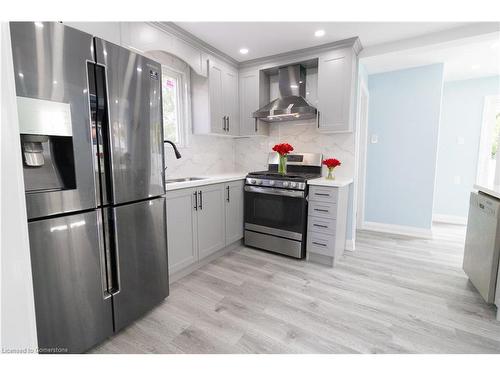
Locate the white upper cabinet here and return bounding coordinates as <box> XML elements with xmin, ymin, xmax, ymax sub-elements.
<box><xmin>238</xmin><ymin>70</ymin><xmax>269</xmax><ymax>136</ymax></box>
<box><xmin>192</xmin><ymin>59</ymin><xmax>240</xmax><ymax>136</ymax></box>
<box><xmin>317</xmin><ymin>47</ymin><xmax>358</xmax><ymax>133</ymax></box>
<box><xmin>222</xmin><ymin>69</ymin><xmax>239</xmax><ymax>136</ymax></box>
<box><xmin>208</xmin><ymin>61</ymin><xmax>225</xmax><ymax>134</ymax></box>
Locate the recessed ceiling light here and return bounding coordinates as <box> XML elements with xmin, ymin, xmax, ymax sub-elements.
<box><xmin>314</xmin><ymin>30</ymin><xmax>325</xmax><ymax>37</ymax></box>
<box><xmin>239</xmin><ymin>48</ymin><xmax>249</xmax><ymax>55</ymax></box>
<box><xmin>471</xmin><ymin>64</ymin><xmax>481</xmax><ymax>70</ymax></box>
<box><xmin>18</xmin><ymin>72</ymin><xmax>24</xmax><ymax>78</ymax></box>
<box><xmin>34</xmin><ymin>22</ymin><xmax>44</xmax><ymax>28</ymax></box>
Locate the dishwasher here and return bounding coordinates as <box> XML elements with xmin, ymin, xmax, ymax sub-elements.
<box><xmin>463</xmin><ymin>191</ymin><xmax>500</xmax><ymax>304</ymax></box>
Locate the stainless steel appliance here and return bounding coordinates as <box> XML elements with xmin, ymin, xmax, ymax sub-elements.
<box><xmin>11</xmin><ymin>22</ymin><xmax>168</xmax><ymax>353</ymax></box>
<box><xmin>252</xmin><ymin>64</ymin><xmax>318</xmax><ymax>122</ymax></box>
<box><xmin>463</xmin><ymin>191</ymin><xmax>500</xmax><ymax>304</ymax></box>
<box><xmin>244</xmin><ymin>153</ymin><xmax>322</xmax><ymax>258</ymax></box>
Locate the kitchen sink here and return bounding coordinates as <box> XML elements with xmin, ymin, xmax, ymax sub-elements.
<box><xmin>166</xmin><ymin>177</ymin><xmax>207</xmax><ymax>183</ymax></box>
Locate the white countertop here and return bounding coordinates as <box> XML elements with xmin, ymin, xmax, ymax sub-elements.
<box><xmin>308</xmin><ymin>177</ymin><xmax>353</xmax><ymax>188</ymax></box>
<box><xmin>474</xmin><ymin>183</ymin><xmax>500</xmax><ymax>200</ymax></box>
<box><xmin>165</xmin><ymin>173</ymin><xmax>247</xmax><ymax>191</ymax></box>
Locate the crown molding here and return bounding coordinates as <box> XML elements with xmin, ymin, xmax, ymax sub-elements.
<box><xmin>149</xmin><ymin>23</ymin><xmax>363</xmax><ymax>71</ymax></box>
<box><xmin>239</xmin><ymin>37</ymin><xmax>363</xmax><ymax>69</ymax></box>
<box><xmin>149</xmin><ymin>22</ymin><xmax>239</xmax><ymax>67</ymax></box>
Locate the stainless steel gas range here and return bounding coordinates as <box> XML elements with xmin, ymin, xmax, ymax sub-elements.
<box><xmin>244</xmin><ymin>153</ymin><xmax>323</xmax><ymax>258</ymax></box>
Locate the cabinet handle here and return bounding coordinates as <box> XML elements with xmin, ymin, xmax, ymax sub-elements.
<box><xmin>198</xmin><ymin>190</ymin><xmax>203</xmax><ymax>210</ymax></box>
<box><xmin>317</xmin><ymin>110</ymin><xmax>321</xmax><ymax>128</ymax></box>
<box><xmin>314</xmin><ymin>208</ymin><xmax>329</xmax><ymax>213</ymax></box>
<box><xmin>193</xmin><ymin>191</ymin><xmax>198</xmax><ymax>211</ymax></box>
<box><xmin>313</xmin><ymin>224</ymin><xmax>328</xmax><ymax>228</ymax></box>
<box><xmin>226</xmin><ymin>186</ymin><xmax>230</xmax><ymax>202</ymax></box>
<box><xmin>315</xmin><ymin>193</ymin><xmax>330</xmax><ymax>197</ymax></box>
<box><xmin>222</xmin><ymin>116</ymin><xmax>226</xmax><ymax>131</ymax></box>
<box><xmin>312</xmin><ymin>241</ymin><xmax>327</xmax><ymax>247</ymax></box>
<box><xmin>254</xmin><ymin>118</ymin><xmax>258</xmax><ymax>133</ymax></box>
<box><xmin>227</xmin><ymin>116</ymin><xmax>230</xmax><ymax>132</ymax></box>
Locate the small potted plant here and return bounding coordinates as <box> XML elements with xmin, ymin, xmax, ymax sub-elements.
<box><xmin>322</xmin><ymin>158</ymin><xmax>341</xmax><ymax>180</ymax></box>
<box><xmin>272</xmin><ymin>143</ymin><xmax>294</xmax><ymax>176</ymax></box>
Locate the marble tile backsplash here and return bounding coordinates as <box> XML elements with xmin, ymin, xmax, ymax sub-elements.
<box><xmin>164</xmin><ymin>119</ymin><xmax>355</xmax><ymax>179</ymax></box>
<box><xmin>164</xmin><ymin>134</ymin><xmax>235</xmax><ymax>179</ymax></box>
<box><xmin>235</xmin><ymin>119</ymin><xmax>355</xmax><ymax>178</ymax></box>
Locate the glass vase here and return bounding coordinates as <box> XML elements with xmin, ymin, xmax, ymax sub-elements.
<box><xmin>326</xmin><ymin>168</ymin><xmax>335</xmax><ymax>180</ymax></box>
<box><xmin>278</xmin><ymin>154</ymin><xmax>287</xmax><ymax>176</ymax></box>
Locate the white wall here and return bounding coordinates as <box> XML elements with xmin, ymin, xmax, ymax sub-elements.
<box><xmin>0</xmin><ymin>22</ymin><xmax>38</xmax><ymax>353</ymax></box>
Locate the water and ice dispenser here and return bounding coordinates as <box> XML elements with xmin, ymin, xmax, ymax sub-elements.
<box><xmin>17</xmin><ymin>96</ymin><xmax>76</xmax><ymax>193</ymax></box>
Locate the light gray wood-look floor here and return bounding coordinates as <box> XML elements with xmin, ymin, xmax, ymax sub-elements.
<box><xmin>91</xmin><ymin>223</ymin><xmax>500</xmax><ymax>354</ymax></box>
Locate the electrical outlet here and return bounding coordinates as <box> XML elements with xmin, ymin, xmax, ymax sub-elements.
<box><xmin>453</xmin><ymin>175</ymin><xmax>461</xmax><ymax>185</ymax></box>
<box><xmin>370</xmin><ymin>134</ymin><xmax>378</xmax><ymax>144</ymax></box>
<box><xmin>457</xmin><ymin>136</ymin><xmax>465</xmax><ymax>145</ymax></box>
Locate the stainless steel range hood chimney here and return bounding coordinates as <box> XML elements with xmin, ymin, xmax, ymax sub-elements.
<box><xmin>253</xmin><ymin>64</ymin><xmax>317</xmax><ymax>122</ymax></box>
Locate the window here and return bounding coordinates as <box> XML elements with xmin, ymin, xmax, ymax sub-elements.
<box><xmin>477</xmin><ymin>95</ymin><xmax>500</xmax><ymax>186</ymax></box>
<box><xmin>161</xmin><ymin>65</ymin><xmax>190</xmax><ymax>147</ymax></box>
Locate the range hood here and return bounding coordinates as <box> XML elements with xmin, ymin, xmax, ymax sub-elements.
<box><xmin>253</xmin><ymin>64</ymin><xmax>317</xmax><ymax>122</ymax></box>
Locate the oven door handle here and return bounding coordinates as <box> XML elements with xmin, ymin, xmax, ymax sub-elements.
<box><xmin>244</xmin><ymin>185</ymin><xmax>305</xmax><ymax>198</ymax></box>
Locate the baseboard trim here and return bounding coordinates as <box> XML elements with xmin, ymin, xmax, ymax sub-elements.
<box><xmin>361</xmin><ymin>221</ymin><xmax>433</xmax><ymax>239</ymax></box>
<box><xmin>345</xmin><ymin>239</ymin><xmax>355</xmax><ymax>251</ymax></box>
<box><xmin>432</xmin><ymin>214</ymin><xmax>467</xmax><ymax>225</ymax></box>
<box><xmin>169</xmin><ymin>239</ymin><xmax>242</xmax><ymax>283</ymax></box>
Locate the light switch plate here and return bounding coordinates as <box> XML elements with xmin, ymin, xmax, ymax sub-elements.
<box><xmin>370</xmin><ymin>134</ymin><xmax>378</xmax><ymax>144</ymax></box>
<box><xmin>454</xmin><ymin>175</ymin><xmax>461</xmax><ymax>185</ymax></box>
<box><xmin>457</xmin><ymin>136</ymin><xmax>465</xmax><ymax>145</ymax></box>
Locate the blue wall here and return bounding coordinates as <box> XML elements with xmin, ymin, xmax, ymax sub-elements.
<box><xmin>434</xmin><ymin>76</ymin><xmax>500</xmax><ymax>219</ymax></box>
<box><xmin>365</xmin><ymin>64</ymin><xmax>444</xmax><ymax>229</ymax></box>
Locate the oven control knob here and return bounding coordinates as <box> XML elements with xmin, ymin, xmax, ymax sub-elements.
<box><xmin>250</xmin><ymin>179</ymin><xmax>256</xmax><ymax>184</ymax></box>
<box><xmin>269</xmin><ymin>180</ymin><xmax>275</xmax><ymax>186</ymax></box>
<box><xmin>290</xmin><ymin>182</ymin><xmax>297</xmax><ymax>188</ymax></box>
<box><xmin>282</xmin><ymin>181</ymin><xmax>289</xmax><ymax>187</ymax></box>
<box><xmin>258</xmin><ymin>180</ymin><xmax>263</xmax><ymax>185</ymax></box>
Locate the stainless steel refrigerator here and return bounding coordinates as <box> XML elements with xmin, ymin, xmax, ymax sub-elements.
<box><xmin>11</xmin><ymin>22</ymin><xmax>169</xmax><ymax>353</ymax></box>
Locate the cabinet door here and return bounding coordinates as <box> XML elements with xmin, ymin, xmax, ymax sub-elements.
<box><xmin>197</xmin><ymin>183</ymin><xmax>226</xmax><ymax>259</ymax></box>
<box><xmin>239</xmin><ymin>71</ymin><xmax>259</xmax><ymax>136</ymax></box>
<box><xmin>225</xmin><ymin>180</ymin><xmax>244</xmax><ymax>244</ymax></box>
<box><xmin>239</xmin><ymin>70</ymin><xmax>269</xmax><ymax>136</ymax></box>
<box><xmin>208</xmin><ymin>61</ymin><xmax>225</xmax><ymax>134</ymax></box>
<box><xmin>166</xmin><ymin>188</ymin><xmax>198</xmax><ymax>274</ymax></box>
<box><xmin>317</xmin><ymin>48</ymin><xmax>355</xmax><ymax>133</ymax></box>
<box><xmin>223</xmin><ymin>69</ymin><xmax>239</xmax><ymax>135</ymax></box>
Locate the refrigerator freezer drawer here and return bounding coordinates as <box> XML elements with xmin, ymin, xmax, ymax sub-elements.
<box><xmin>109</xmin><ymin>197</ymin><xmax>169</xmax><ymax>331</ymax></box>
<box><xmin>28</xmin><ymin>211</ymin><xmax>113</xmax><ymax>353</ymax></box>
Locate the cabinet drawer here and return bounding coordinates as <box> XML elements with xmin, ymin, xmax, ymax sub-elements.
<box><xmin>308</xmin><ymin>216</ymin><xmax>336</xmax><ymax>236</ymax></box>
<box><xmin>307</xmin><ymin>232</ymin><xmax>335</xmax><ymax>257</ymax></box>
<box><xmin>309</xmin><ymin>201</ymin><xmax>337</xmax><ymax>219</ymax></box>
<box><xmin>309</xmin><ymin>186</ymin><xmax>338</xmax><ymax>203</ymax></box>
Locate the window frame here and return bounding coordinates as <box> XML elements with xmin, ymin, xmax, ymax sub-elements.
<box><xmin>161</xmin><ymin>64</ymin><xmax>191</xmax><ymax>148</ymax></box>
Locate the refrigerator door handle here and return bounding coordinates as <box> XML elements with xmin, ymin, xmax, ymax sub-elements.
<box><xmin>96</xmin><ymin>212</ymin><xmax>112</xmax><ymax>300</ymax></box>
<box><xmin>198</xmin><ymin>190</ymin><xmax>203</xmax><ymax>210</ymax></box>
<box><xmin>103</xmin><ymin>208</ymin><xmax>121</xmax><ymax>297</ymax></box>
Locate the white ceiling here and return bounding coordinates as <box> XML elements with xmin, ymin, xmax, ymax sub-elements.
<box><xmin>175</xmin><ymin>22</ymin><xmax>468</xmax><ymax>62</ymax></box>
<box><xmin>362</xmin><ymin>34</ymin><xmax>500</xmax><ymax>81</ymax></box>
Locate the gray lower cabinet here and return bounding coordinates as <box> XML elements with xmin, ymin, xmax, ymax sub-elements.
<box><xmin>165</xmin><ymin>188</ymin><xmax>198</xmax><ymax>274</ymax></box>
<box><xmin>306</xmin><ymin>184</ymin><xmax>350</xmax><ymax>266</ymax></box>
<box><xmin>197</xmin><ymin>183</ymin><xmax>226</xmax><ymax>259</ymax></box>
<box><xmin>225</xmin><ymin>180</ymin><xmax>244</xmax><ymax>244</ymax></box>
<box><xmin>166</xmin><ymin>179</ymin><xmax>244</xmax><ymax>277</ymax></box>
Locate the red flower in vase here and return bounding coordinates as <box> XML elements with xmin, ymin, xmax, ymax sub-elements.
<box><xmin>272</xmin><ymin>143</ymin><xmax>294</xmax><ymax>156</ymax></box>
<box><xmin>323</xmin><ymin>158</ymin><xmax>341</xmax><ymax>169</ymax></box>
